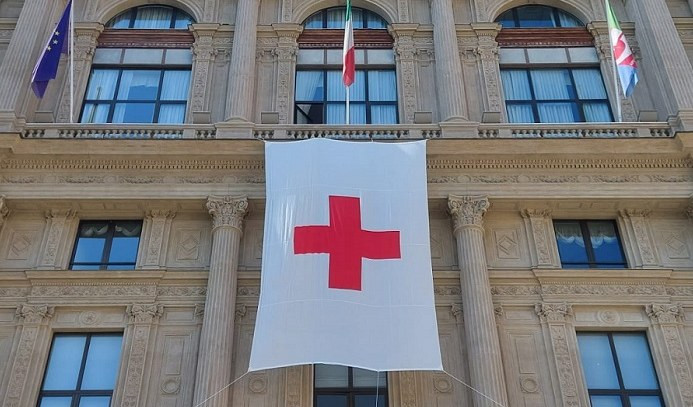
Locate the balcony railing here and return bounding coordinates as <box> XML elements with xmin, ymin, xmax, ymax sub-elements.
<box><xmin>18</xmin><ymin>122</ymin><xmax>673</xmax><ymax>140</ymax></box>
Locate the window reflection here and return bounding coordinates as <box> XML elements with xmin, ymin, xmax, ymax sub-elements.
<box><xmin>71</xmin><ymin>220</ymin><xmax>142</xmax><ymax>270</ymax></box>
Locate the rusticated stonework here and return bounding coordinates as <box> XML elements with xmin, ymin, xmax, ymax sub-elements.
<box><xmin>206</xmin><ymin>195</ymin><xmax>249</xmax><ymax>231</ymax></box>
<box><xmin>448</xmin><ymin>195</ymin><xmax>490</xmax><ymax>230</ymax></box>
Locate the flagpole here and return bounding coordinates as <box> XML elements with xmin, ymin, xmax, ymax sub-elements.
<box><xmin>605</xmin><ymin>0</ymin><xmax>622</xmax><ymax>122</ymax></box>
<box><xmin>69</xmin><ymin>0</ymin><xmax>74</xmax><ymax>124</ymax></box>
<box><xmin>345</xmin><ymin>85</ymin><xmax>350</xmax><ymax>125</ymax></box>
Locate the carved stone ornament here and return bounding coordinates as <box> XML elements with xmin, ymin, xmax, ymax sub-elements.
<box><xmin>16</xmin><ymin>304</ymin><xmax>54</xmax><ymax>324</ymax></box>
<box><xmin>448</xmin><ymin>195</ymin><xmax>490</xmax><ymax>230</ymax></box>
<box><xmin>0</xmin><ymin>195</ymin><xmax>8</xmax><ymax>227</ymax></box>
<box><xmin>646</xmin><ymin>303</ymin><xmax>684</xmax><ymax>324</ymax></box>
<box><xmin>206</xmin><ymin>195</ymin><xmax>249</xmax><ymax>230</ymax></box>
<box><xmin>687</xmin><ymin>198</ymin><xmax>693</xmax><ymax>220</ymax></box>
<box><xmin>127</xmin><ymin>303</ymin><xmax>163</xmax><ymax>324</ymax></box>
<box><xmin>535</xmin><ymin>302</ymin><xmax>573</xmax><ymax>323</ymax></box>
<box><xmin>451</xmin><ymin>303</ymin><xmax>463</xmax><ymax>322</ymax></box>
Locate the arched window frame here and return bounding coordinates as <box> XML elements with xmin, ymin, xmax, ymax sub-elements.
<box><xmin>294</xmin><ymin>7</ymin><xmax>399</xmax><ymax>125</ymax></box>
<box><xmin>495</xmin><ymin>5</ymin><xmax>615</xmax><ymax>124</ymax></box>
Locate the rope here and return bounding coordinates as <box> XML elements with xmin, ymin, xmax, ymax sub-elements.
<box><xmin>375</xmin><ymin>370</ymin><xmax>380</xmax><ymax>407</ymax></box>
<box><xmin>442</xmin><ymin>369</ymin><xmax>506</xmax><ymax>407</ymax></box>
<box><xmin>193</xmin><ymin>371</ymin><xmax>251</xmax><ymax>407</ymax></box>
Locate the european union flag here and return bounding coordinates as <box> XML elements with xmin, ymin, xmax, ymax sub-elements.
<box><xmin>31</xmin><ymin>0</ymin><xmax>72</xmax><ymax>98</ymax></box>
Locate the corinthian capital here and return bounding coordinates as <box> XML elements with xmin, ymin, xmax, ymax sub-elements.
<box><xmin>646</xmin><ymin>303</ymin><xmax>683</xmax><ymax>324</ymax></box>
<box><xmin>206</xmin><ymin>195</ymin><xmax>249</xmax><ymax>231</ymax></box>
<box><xmin>448</xmin><ymin>195</ymin><xmax>489</xmax><ymax>231</ymax></box>
<box><xmin>127</xmin><ymin>303</ymin><xmax>164</xmax><ymax>324</ymax></box>
<box><xmin>535</xmin><ymin>302</ymin><xmax>573</xmax><ymax>323</ymax></box>
<box><xmin>16</xmin><ymin>304</ymin><xmax>55</xmax><ymax>324</ymax></box>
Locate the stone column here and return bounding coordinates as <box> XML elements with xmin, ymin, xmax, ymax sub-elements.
<box><xmin>618</xmin><ymin>209</ymin><xmax>660</xmax><ymax>268</ymax></box>
<box><xmin>55</xmin><ymin>23</ymin><xmax>103</xmax><ymax>123</ymax></box>
<box><xmin>37</xmin><ymin>209</ymin><xmax>77</xmax><ymax>270</ymax></box>
<box><xmin>535</xmin><ymin>302</ymin><xmax>587</xmax><ymax>407</ymax></box>
<box><xmin>646</xmin><ymin>304</ymin><xmax>693</xmax><ymax>406</ymax></box>
<box><xmin>273</xmin><ymin>24</ymin><xmax>302</xmax><ymax>124</ymax></box>
<box><xmin>190</xmin><ymin>24</ymin><xmax>220</xmax><ymax>123</ymax></box>
<box><xmin>226</xmin><ymin>0</ymin><xmax>260</xmax><ymax>122</ymax></box>
<box><xmin>118</xmin><ymin>304</ymin><xmax>163</xmax><ymax>407</ymax></box>
<box><xmin>473</xmin><ymin>24</ymin><xmax>502</xmax><ymax>116</ymax></box>
<box><xmin>0</xmin><ymin>0</ymin><xmax>57</xmax><ymax>129</ymax></box>
<box><xmin>192</xmin><ymin>196</ymin><xmax>249</xmax><ymax>407</ymax></box>
<box><xmin>430</xmin><ymin>0</ymin><xmax>467</xmax><ymax>121</ymax></box>
<box><xmin>2</xmin><ymin>304</ymin><xmax>54</xmax><ymax>407</ymax></box>
<box><xmin>391</xmin><ymin>24</ymin><xmax>419</xmax><ymax>124</ymax></box>
<box><xmin>447</xmin><ymin>195</ymin><xmax>508</xmax><ymax>407</ymax></box>
<box><xmin>139</xmin><ymin>209</ymin><xmax>176</xmax><ymax>269</ymax></box>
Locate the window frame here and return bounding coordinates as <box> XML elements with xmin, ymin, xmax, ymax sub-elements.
<box><xmin>577</xmin><ymin>332</ymin><xmax>666</xmax><ymax>407</ymax></box>
<box><xmin>314</xmin><ymin>366</ymin><xmax>388</xmax><ymax>407</ymax></box>
<box><xmin>69</xmin><ymin>220</ymin><xmax>143</xmax><ymax>270</ymax></box>
<box><xmin>37</xmin><ymin>332</ymin><xmax>123</xmax><ymax>407</ymax></box>
<box><xmin>553</xmin><ymin>219</ymin><xmax>627</xmax><ymax>269</ymax></box>
<box><xmin>500</xmin><ymin>66</ymin><xmax>613</xmax><ymax>123</ymax></box>
<box><xmin>497</xmin><ymin>5</ymin><xmax>582</xmax><ymax>28</ymax></box>
<box><xmin>106</xmin><ymin>5</ymin><xmax>194</xmax><ymax>29</ymax></box>
<box><xmin>303</xmin><ymin>7</ymin><xmax>388</xmax><ymax>29</ymax></box>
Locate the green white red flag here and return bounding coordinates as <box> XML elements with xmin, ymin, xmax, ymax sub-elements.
<box><xmin>606</xmin><ymin>0</ymin><xmax>638</xmax><ymax>97</ymax></box>
<box><xmin>342</xmin><ymin>0</ymin><xmax>355</xmax><ymax>86</ymax></box>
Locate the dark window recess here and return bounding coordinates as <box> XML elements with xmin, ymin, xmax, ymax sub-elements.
<box><xmin>496</xmin><ymin>5</ymin><xmax>583</xmax><ymax>28</ymax></box>
<box><xmin>500</xmin><ymin>68</ymin><xmax>612</xmax><ymax>123</ymax></box>
<box><xmin>315</xmin><ymin>365</ymin><xmax>388</xmax><ymax>407</ymax></box>
<box><xmin>37</xmin><ymin>333</ymin><xmax>123</xmax><ymax>407</ymax></box>
<box><xmin>107</xmin><ymin>5</ymin><xmax>195</xmax><ymax>29</ymax></box>
<box><xmin>577</xmin><ymin>332</ymin><xmax>665</xmax><ymax>407</ymax></box>
<box><xmin>553</xmin><ymin>220</ymin><xmax>627</xmax><ymax>269</ymax></box>
<box><xmin>304</xmin><ymin>7</ymin><xmax>387</xmax><ymax>29</ymax></box>
<box><xmin>70</xmin><ymin>220</ymin><xmax>142</xmax><ymax>270</ymax></box>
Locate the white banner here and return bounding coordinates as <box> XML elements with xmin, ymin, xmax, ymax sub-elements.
<box><xmin>249</xmin><ymin>138</ymin><xmax>442</xmax><ymax>372</ymax></box>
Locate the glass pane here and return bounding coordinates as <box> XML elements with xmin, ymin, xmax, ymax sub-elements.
<box><xmin>352</xmin><ymin>8</ymin><xmax>364</xmax><ymax>28</ymax></box>
<box><xmin>79</xmin><ymin>396</ymin><xmax>112</xmax><ymax>407</ymax></box>
<box><xmin>590</xmin><ymin>395</ymin><xmax>623</xmax><ymax>407</ymax></box>
<box><xmin>159</xmin><ymin>104</ymin><xmax>186</xmax><ymax>124</ymax></box>
<box><xmin>117</xmin><ymin>70</ymin><xmax>161</xmax><ymax>100</ymax></box>
<box><xmin>123</xmin><ymin>49</ymin><xmax>164</xmax><ymax>64</ymax></box>
<box><xmin>296</xmin><ymin>103</ymin><xmax>323</xmax><ymax>124</ymax></box>
<box><xmin>367</xmin><ymin>49</ymin><xmax>394</xmax><ymax>64</ymax></box>
<box><xmin>165</xmin><ymin>49</ymin><xmax>193</xmax><ymax>65</ymax></box>
<box><xmin>353</xmin><ymin>368</ymin><xmax>387</xmax><ymax>387</ymax></box>
<box><xmin>366</xmin><ymin>12</ymin><xmax>386</xmax><ymax>28</ymax></box>
<box><xmin>113</xmin><ymin>103</ymin><xmax>156</xmax><ymax>123</ymax></box>
<box><xmin>496</xmin><ymin>10</ymin><xmax>516</xmax><ymax>28</ymax></box>
<box><xmin>554</xmin><ymin>221</ymin><xmax>589</xmax><ymax>265</ymax></box>
<box><xmin>326</xmin><ymin>8</ymin><xmax>346</xmax><ymax>28</ymax></box>
<box><xmin>355</xmin><ymin>395</ymin><xmax>386</xmax><ymax>407</ymax></box>
<box><xmin>368</xmin><ymin>71</ymin><xmax>397</xmax><ymax>101</ymax></box>
<box><xmin>629</xmin><ymin>396</ymin><xmax>663</xmax><ymax>407</ymax></box>
<box><xmin>93</xmin><ymin>49</ymin><xmax>122</xmax><ymax>64</ymax></box>
<box><xmin>109</xmin><ymin>12</ymin><xmax>131</xmax><ymax>29</ymax></box>
<box><xmin>85</xmin><ymin>70</ymin><xmax>119</xmax><ymax>100</ymax></box>
<box><xmin>43</xmin><ymin>335</ymin><xmax>87</xmax><ymax>390</ymax></box>
<box><xmin>295</xmin><ymin>71</ymin><xmax>324</xmax><ymax>101</ymax></box>
<box><xmin>613</xmin><ymin>334</ymin><xmax>659</xmax><ymax>389</ymax></box>
<box><xmin>370</xmin><ymin>105</ymin><xmax>397</xmax><ymax>124</ymax></box>
<box><xmin>573</xmin><ymin>69</ymin><xmax>607</xmax><ymax>99</ymax></box>
<box><xmin>516</xmin><ymin>6</ymin><xmax>557</xmax><ymax>27</ymax></box>
<box><xmin>80</xmin><ymin>104</ymin><xmax>111</xmax><ymax>124</ymax></box>
<box><xmin>584</xmin><ymin>103</ymin><xmax>612</xmax><ymax>122</ymax></box>
<box><xmin>39</xmin><ymin>397</ymin><xmax>73</xmax><ymax>407</ymax></box>
<box><xmin>558</xmin><ymin>10</ymin><xmax>583</xmax><ymax>27</ymax></box>
<box><xmin>326</xmin><ymin>103</ymin><xmax>366</xmax><ymax>124</ymax></box>
<box><xmin>326</xmin><ymin>49</ymin><xmax>342</xmax><ymax>64</ymax></box>
<box><xmin>297</xmin><ymin>49</ymin><xmax>324</xmax><ymax>65</ymax></box>
<box><xmin>327</xmin><ymin>71</ymin><xmax>365</xmax><ymax>101</ymax></box>
<box><xmin>81</xmin><ymin>335</ymin><xmax>123</xmax><ymax>390</ymax></box>
<box><xmin>537</xmin><ymin>102</ymin><xmax>578</xmax><ymax>123</ymax></box>
<box><xmin>569</xmin><ymin>48</ymin><xmax>599</xmax><ymax>63</ymax></box>
<box><xmin>73</xmin><ymin>237</ymin><xmax>106</xmax><ymax>264</ymax></box>
<box><xmin>315</xmin><ymin>365</ymin><xmax>348</xmax><ymax>388</ymax></box>
<box><xmin>501</xmin><ymin>70</ymin><xmax>532</xmax><ymax>100</ymax></box>
<box><xmin>506</xmin><ymin>104</ymin><xmax>534</xmax><ymax>123</ymax></box>
<box><xmin>133</xmin><ymin>6</ymin><xmax>173</xmax><ymax>29</ymax></box>
<box><xmin>161</xmin><ymin>71</ymin><xmax>191</xmax><ymax>100</ymax></box>
<box><xmin>576</xmin><ymin>333</ymin><xmax>620</xmax><ymax>389</ymax></box>
<box><xmin>527</xmin><ymin>48</ymin><xmax>568</xmax><ymax>64</ymax></box>
<box><xmin>316</xmin><ymin>395</ymin><xmax>347</xmax><ymax>407</ymax></box>
<box><xmin>530</xmin><ymin>69</ymin><xmax>573</xmax><ymax>100</ymax></box>
<box><xmin>108</xmin><ymin>222</ymin><xmax>142</xmax><ymax>263</ymax></box>
<box><xmin>174</xmin><ymin>13</ymin><xmax>194</xmax><ymax>29</ymax></box>
<box><xmin>304</xmin><ymin>12</ymin><xmax>323</xmax><ymax>28</ymax></box>
<box><xmin>587</xmin><ymin>222</ymin><xmax>625</xmax><ymax>266</ymax></box>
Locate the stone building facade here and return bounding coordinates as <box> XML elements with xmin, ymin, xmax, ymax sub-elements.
<box><xmin>0</xmin><ymin>0</ymin><xmax>692</xmax><ymax>406</ymax></box>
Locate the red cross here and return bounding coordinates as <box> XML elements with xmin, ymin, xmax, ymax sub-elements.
<box><xmin>293</xmin><ymin>195</ymin><xmax>401</xmax><ymax>291</ymax></box>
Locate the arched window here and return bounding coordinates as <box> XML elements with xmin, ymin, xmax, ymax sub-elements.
<box><xmin>495</xmin><ymin>5</ymin><xmax>613</xmax><ymax>123</ymax></box>
<box><xmin>80</xmin><ymin>5</ymin><xmax>195</xmax><ymax>124</ymax></box>
<box><xmin>294</xmin><ymin>7</ymin><xmax>398</xmax><ymax>124</ymax></box>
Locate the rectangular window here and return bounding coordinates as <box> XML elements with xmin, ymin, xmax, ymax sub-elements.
<box><xmin>553</xmin><ymin>220</ymin><xmax>626</xmax><ymax>269</ymax></box>
<box><xmin>70</xmin><ymin>220</ymin><xmax>143</xmax><ymax>270</ymax></box>
<box><xmin>314</xmin><ymin>365</ymin><xmax>387</xmax><ymax>407</ymax></box>
<box><xmin>38</xmin><ymin>333</ymin><xmax>123</xmax><ymax>407</ymax></box>
<box><xmin>577</xmin><ymin>333</ymin><xmax>664</xmax><ymax>407</ymax></box>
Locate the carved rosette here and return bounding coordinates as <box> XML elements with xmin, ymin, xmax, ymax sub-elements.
<box><xmin>16</xmin><ymin>304</ymin><xmax>54</xmax><ymax>324</ymax></box>
<box><xmin>535</xmin><ymin>302</ymin><xmax>573</xmax><ymax>323</ymax></box>
<box><xmin>0</xmin><ymin>195</ymin><xmax>8</xmax><ymax>229</ymax></box>
<box><xmin>127</xmin><ymin>303</ymin><xmax>164</xmax><ymax>324</ymax></box>
<box><xmin>448</xmin><ymin>195</ymin><xmax>490</xmax><ymax>232</ymax></box>
<box><xmin>206</xmin><ymin>195</ymin><xmax>249</xmax><ymax>231</ymax></box>
<box><xmin>646</xmin><ymin>303</ymin><xmax>684</xmax><ymax>324</ymax></box>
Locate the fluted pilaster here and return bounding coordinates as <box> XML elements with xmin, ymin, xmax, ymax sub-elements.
<box><xmin>192</xmin><ymin>196</ymin><xmax>249</xmax><ymax>407</ymax></box>
<box><xmin>448</xmin><ymin>195</ymin><xmax>508</xmax><ymax>407</ymax></box>
<box><xmin>430</xmin><ymin>0</ymin><xmax>467</xmax><ymax>121</ymax></box>
<box><xmin>226</xmin><ymin>0</ymin><xmax>260</xmax><ymax>121</ymax></box>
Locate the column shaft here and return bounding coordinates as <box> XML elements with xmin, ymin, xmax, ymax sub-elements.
<box><xmin>449</xmin><ymin>196</ymin><xmax>508</xmax><ymax>407</ymax></box>
<box><xmin>430</xmin><ymin>0</ymin><xmax>467</xmax><ymax>121</ymax></box>
<box><xmin>226</xmin><ymin>0</ymin><xmax>260</xmax><ymax>121</ymax></box>
<box><xmin>193</xmin><ymin>196</ymin><xmax>248</xmax><ymax>407</ymax></box>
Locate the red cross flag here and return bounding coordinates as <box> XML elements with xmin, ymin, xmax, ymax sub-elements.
<box><xmin>249</xmin><ymin>138</ymin><xmax>442</xmax><ymax>372</ymax></box>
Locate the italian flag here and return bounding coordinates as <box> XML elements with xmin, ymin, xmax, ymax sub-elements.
<box><xmin>606</xmin><ymin>0</ymin><xmax>638</xmax><ymax>97</ymax></box>
<box><xmin>342</xmin><ymin>0</ymin><xmax>355</xmax><ymax>87</ymax></box>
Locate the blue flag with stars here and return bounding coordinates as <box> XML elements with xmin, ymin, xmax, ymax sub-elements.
<box><xmin>31</xmin><ymin>0</ymin><xmax>71</xmax><ymax>98</ymax></box>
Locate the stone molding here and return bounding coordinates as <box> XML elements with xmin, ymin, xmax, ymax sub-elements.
<box><xmin>141</xmin><ymin>209</ymin><xmax>176</xmax><ymax>269</ymax></box>
<box><xmin>16</xmin><ymin>304</ymin><xmax>54</xmax><ymax>324</ymax></box>
<box><xmin>0</xmin><ymin>195</ymin><xmax>8</xmax><ymax>230</ymax></box>
<box><xmin>448</xmin><ymin>195</ymin><xmax>489</xmax><ymax>231</ymax></box>
<box><xmin>390</xmin><ymin>24</ymin><xmax>419</xmax><ymax>123</ymax></box>
<box><xmin>206</xmin><ymin>195</ymin><xmax>249</xmax><ymax>231</ymax></box>
<box><xmin>121</xmin><ymin>303</ymin><xmax>162</xmax><ymax>407</ymax></box>
<box><xmin>535</xmin><ymin>302</ymin><xmax>573</xmax><ymax>323</ymax></box>
<box><xmin>127</xmin><ymin>303</ymin><xmax>164</xmax><ymax>324</ymax></box>
<box><xmin>646</xmin><ymin>303</ymin><xmax>684</xmax><ymax>324</ymax></box>
<box><xmin>37</xmin><ymin>209</ymin><xmax>77</xmax><ymax>269</ymax></box>
<box><xmin>619</xmin><ymin>209</ymin><xmax>660</xmax><ymax>268</ymax></box>
<box><xmin>521</xmin><ymin>208</ymin><xmax>559</xmax><ymax>268</ymax></box>
<box><xmin>687</xmin><ymin>197</ymin><xmax>693</xmax><ymax>220</ymax></box>
<box><xmin>191</xmin><ymin>24</ymin><xmax>220</xmax><ymax>115</ymax></box>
